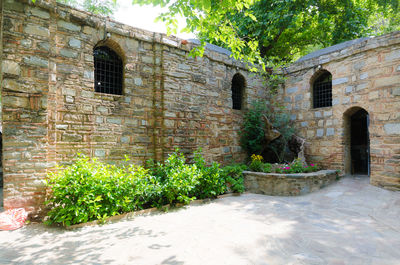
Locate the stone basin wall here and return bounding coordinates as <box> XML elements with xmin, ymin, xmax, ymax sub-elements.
<box><xmin>243</xmin><ymin>170</ymin><xmax>339</xmax><ymax>196</ymax></box>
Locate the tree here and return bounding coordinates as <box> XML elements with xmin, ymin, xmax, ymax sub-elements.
<box><xmin>132</xmin><ymin>0</ymin><xmax>399</xmax><ymax>66</ymax></box>
<box><xmin>57</xmin><ymin>0</ymin><xmax>117</xmax><ymax>16</ymax></box>
<box><xmin>49</xmin><ymin>0</ymin><xmax>400</xmax><ymax>69</ymax></box>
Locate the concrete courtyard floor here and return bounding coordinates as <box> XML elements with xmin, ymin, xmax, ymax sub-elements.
<box><xmin>1</xmin><ymin>176</ymin><xmax>399</xmax><ymax>265</ymax></box>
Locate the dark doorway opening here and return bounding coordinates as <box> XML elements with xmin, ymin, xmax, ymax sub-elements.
<box><xmin>350</xmin><ymin>109</ymin><xmax>370</xmax><ymax>175</ymax></box>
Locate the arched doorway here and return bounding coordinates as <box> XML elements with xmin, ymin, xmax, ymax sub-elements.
<box><xmin>344</xmin><ymin>107</ymin><xmax>370</xmax><ymax>176</ymax></box>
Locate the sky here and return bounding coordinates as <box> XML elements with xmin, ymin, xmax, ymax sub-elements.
<box><xmin>113</xmin><ymin>0</ymin><xmax>196</xmax><ymax>39</ymax></box>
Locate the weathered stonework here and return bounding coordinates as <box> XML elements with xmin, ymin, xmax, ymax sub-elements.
<box><xmin>0</xmin><ymin>0</ymin><xmax>265</xmax><ymax>214</ymax></box>
<box><xmin>281</xmin><ymin>32</ymin><xmax>400</xmax><ymax>191</ymax></box>
<box><xmin>243</xmin><ymin>170</ymin><xmax>339</xmax><ymax>196</ymax></box>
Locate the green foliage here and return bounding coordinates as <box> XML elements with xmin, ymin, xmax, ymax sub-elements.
<box><xmin>266</xmin><ymin>108</ymin><xmax>296</xmax><ymax>163</ymax></box>
<box><xmin>220</xmin><ymin>164</ymin><xmax>248</xmax><ymax>193</ymax></box>
<box><xmin>249</xmin><ymin>154</ymin><xmax>264</xmax><ymax>172</ymax></box>
<box><xmin>240</xmin><ymin>100</ymin><xmax>268</xmax><ymax>156</ymax></box>
<box><xmin>45</xmin><ymin>155</ymin><xmax>159</xmax><ymax>226</ymax></box>
<box><xmin>240</xmin><ymin>100</ymin><xmax>295</xmax><ymax>162</ymax></box>
<box><xmin>147</xmin><ymin>151</ymin><xmax>200</xmax><ymax>205</ymax></box>
<box><xmin>46</xmin><ymin>150</ymin><xmax>228</xmax><ymax>226</ymax></box>
<box><xmin>274</xmin><ymin>159</ymin><xmax>319</xmax><ymax>174</ymax></box>
<box><xmin>56</xmin><ymin>0</ymin><xmax>117</xmax><ymax>16</ymax></box>
<box><xmin>192</xmin><ymin>149</ymin><xmax>226</xmax><ymax>199</ymax></box>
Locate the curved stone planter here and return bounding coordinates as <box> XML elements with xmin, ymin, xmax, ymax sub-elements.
<box><xmin>243</xmin><ymin>170</ymin><xmax>339</xmax><ymax>196</ymax></box>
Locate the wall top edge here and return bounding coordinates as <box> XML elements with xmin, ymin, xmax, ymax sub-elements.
<box><xmin>284</xmin><ymin>30</ymin><xmax>400</xmax><ymax>74</ymax></box>
<box><xmin>9</xmin><ymin>0</ymin><xmax>250</xmax><ymax>69</ymax></box>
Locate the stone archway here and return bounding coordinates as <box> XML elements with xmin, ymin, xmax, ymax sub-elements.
<box><xmin>343</xmin><ymin>107</ymin><xmax>370</xmax><ymax>176</ymax></box>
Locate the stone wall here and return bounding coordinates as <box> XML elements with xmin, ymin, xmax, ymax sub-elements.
<box><xmin>243</xmin><ymin>170</ymin><xmax>339</xmax><ymax>196</ymax></box>
<box><xmin>0</xmin><ymin>0</ymin><xmax>266</xmax><ymax>214</ymax></box>
<box><xmin>281</xmin><ymin>32</ymin><xmax>400</xmax><ymax>190</ymax></box>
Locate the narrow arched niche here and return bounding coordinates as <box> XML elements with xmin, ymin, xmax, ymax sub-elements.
<box><xmin>310</xmin><ymin>69</ymin><xmax>332</xmax><ymax>109</ymax></box>
<box><xmin>93</xmin><ymin>39</ymin><xmax>125</xmax><ymax>95</ymax></box>
<box><xmin>343</xmin><ymin>107</ymin><xmax>370</xmax><ymax>176</ymax></box>
<box><xmin>231</xmin><ymin>73</ymin><xmax>246</xmax><ymax>110</ymax></box>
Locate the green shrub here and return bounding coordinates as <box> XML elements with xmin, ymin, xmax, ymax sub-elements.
<box><xmin>45</xmin><ymin>155</ymin><xmax>158</xmax><ymax>226</ymax></box>
<box><xmin>262</xmin><ymin>163</ymin><xmax>272</xmax><ymax>173</ymax></box>
<box><xmin>220</xmin><ymin>164</ymin><xmax>247</xmax><ymax>193</ymax></box>
<box><xmin>240</xmin><ymin>100</ymin><xmax>267</xmax><ymax>156</ymax></box>
<box><xmin>153</xmin><ymin>151</ymin><xmax>200</xmax><ymax>205</ymax></box>
<box><xmin>192</xmin><ymin>149</ymin><xmax>226</xmax><ymax>199</ymax></box>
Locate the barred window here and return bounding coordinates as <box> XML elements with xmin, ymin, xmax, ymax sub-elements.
<box><xmin>94</xmin><ymin>46</ymin><xmax>123</xmax><ymax>95</ymax></box>
<box><xmin>232</xmin><ymin>73</ymin><xmax>245</xmax><ymax>110</ymax></box>
<box><xmin>313</xmin><ymin>71</ymin><xmax>332</xmax><ymax>108</ymax></box>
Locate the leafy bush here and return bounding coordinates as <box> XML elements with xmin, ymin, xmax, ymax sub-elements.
<box><xmin>240</xmin><ymin>100</ymin><xmax>267</xmax><ymax>156</ymax></box>
<box><xmin>46</xmin><ymin>150</ymin><xmax>229</xmax><ymax>226</ymax></box>
<box><xmin>147</xmin><ymin>151</ymin><xmax>200</xmax><ymax>205</ymax></box>
<box><xmin>45</xmin><ymin>155</ymin><xmax>159</xmax><ymax>226</ymax></box>
<box><xmin>220</xmin><ymin>164</ymin><xmax>247</xmax><ymax>193</ymax></box>
<box><xmin>192</xmin><ymin>150</ymin><xmax>226</xmax><ymax>199</ymax></box>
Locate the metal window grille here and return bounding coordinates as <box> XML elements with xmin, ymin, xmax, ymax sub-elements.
<box><xmin>93</xmin><ymin>46</ymin><xmax>123</xmax><ymax>95</ymax></box>
<box><xmin>232</xmin><ymin>74</ymin><xmax>244</xmax><ymax>110</ymax></box>
<box><xmin>313</xmin><ymin>72</ymin><xmax>332</xmax><ymax>108</ymax></box>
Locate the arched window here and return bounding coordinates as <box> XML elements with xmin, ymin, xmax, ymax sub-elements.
<box><xmin>313</xmin><ymin>71</ymin><xmax>332</xmax><ymax>108</ymax></box>
<box><xmin>93</xmin><ymin>46</ymin><xmax>123</xmax><ymax>95</ymax></box>
<box><xmin>231</xmin><ymin>73</ymin><xmax>245</xmax><ymax>110</ymax></box>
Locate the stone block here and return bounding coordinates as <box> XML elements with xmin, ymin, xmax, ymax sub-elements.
<box><xmin>384</xmin><ymin>49</ymin><xmax>400</xmax><ymax>61</ymax></box>
<box><xmin>375</xmin><ymin>76</ymin><xmax>400</xmax><ymax>87</ymax></box>
<box><xmin>134</xmin><ymin>78</ymin><xmax>143</xmax><ymax>86</ymax></box>
<box><xmin>142</xmin><ymin>56</ymin><xmax>153</xmax><ymax>64</ymax></box>
<box><xmin>356</xmin><ymin>83</ymin><xmax>368</xmax><ymax>91</ymax></box>
<box><xmin>38</xmin><ymin>42</ymin><xmax>50</xmax><ymax>51</ymax></box>
<box><xmin>121</xmin><ymin>136</ymin><xmax>130</xmax><ymax>143</ymax></box>
<box><xmin>384</xmin><ymin>123</ymin><xmax>400</xmax><ymax>135</ymax></box>
<box><xmin>369</xmin><ymin>91</ymin><xmax>379</xmax><ymax>100</ymax></box>
<box><xmin>55</xmin><ymin>124</ymin><xmax>68</xmax><ymax>130</ymax></box>
<box><xmin>393</xmin><ymin>88</ymin><xmax>400</xmax><ymax>96</ymax></box>
<box><xmin>67</xmin><ymin>38</ymin><xmax>81</xmax><ymax>48</ymax></box>
<box><xmin>301</xmin><ymin>121</ymin><xmax>308</xmax><ymax>127</ymax></box>
<box><xmin>62</xmin><ymin>133</ymin><xmax>83</xmax><ymax>142</ymax></box>
<box><xmin>60</xmin><ymin>49</ymin><xmax>78</xmax><ymax>58</ymax></box>
<box><xmin>21</xmin><ymin>39</ymin><xmax>32</xmax><ymax>48</ymax></box>
<box><xmin>107</xmin><ymin>117</ymin><xmax>122</xmax><ymax>125</ymax></box>
<box><xmin>290</xmin><ymin>114</ymin><xmax>297</xmax><ymax>121</ymax></box>
<box><xmin>62</xmin><ymin>88</ymin><xmax>76</xmax><ymax>96</ymax></box>
<box><xmin>317</xmin><ymin>129</ymin><xmax>324</xmax><ymax>137</ymax></box>
<box><xmin>2</xmin><ymin>60</ymin><xmax>21</xmax><ymax>76</ymax></box>
<box><xmin>315</xmin><ymin>111</ymin><xmax>322</xmax><ymax>118</ymax></box>
<box><xmin>360</xmin><ymin>72</ymin><xmax>368</xmax><ymax>80</ymax></box>
<box><xmin>295</xmin><ymin>94</ymin><xmax>303</xmax><ymax>101</ymax></box>
<box><xmin>57</xmin><ymin>20</ymin><xmax>81</xmax><ymax>32</ymax></box>
<box><xmin>24</xmin><ymin>24</ymin><xmax>49</xmax><ymax>37</ymax></box>
<box><xmin>95</xmin><ymin>150</ymin><xmax>106</xmax><ymax>157</ymax></box>
<box><xmin>286</xmin><ymin>86</ymin><xmax>298</xmax><ymax>94</ymax></box>
<box><xmin>324</xmin><ymin>110</ymin><xmax>332</xmax><ymax>117</ymax></box>
<box><xmin>332</xmin><ymin>77</ymin><xmax>348</xmax><ymax>85</ymax></box>
<box><xmin>81</xmin><ymin>90</ymin><xmax>94</xmax><ymax>98</ymax></box>
<box><xmin>326</xmin><ymin>128</ymin><xmax>335</xmax><ymax>136</ymax></box>
<box><xmin>97</xmin><ymin>106</ymin><xmax>108</xmax><ymax>113</ymax></box>
<box><xmin>24</xmin><ymin>56</ymin><xmax>48</xmax><ymax>68</ymax></box>
<box><xmin>29</xmin><ymin>7</ymin><xmax>50</xmax><ymax>19</ymax></box>
<box><xmin>3</xmin><ymin>96</ymin><xmax>29</xmax><ymax>108</ymax></box>
<box><xmin>84</xmin><ymin>70</ymin><xmax>94</xmax><ymax>80</ymax></box>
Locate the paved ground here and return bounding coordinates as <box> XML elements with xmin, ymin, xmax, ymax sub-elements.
<box><xmin>1</xmin><ymin>176</ymin><xmax>399</xmax><ymax>265</ymax></box>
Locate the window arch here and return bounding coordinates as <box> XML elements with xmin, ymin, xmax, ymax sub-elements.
<box><xmin>312</xmin><ymin>71</ymin><xmax>332</xmax><ymax>108</ymax></box>
<box><xmin>93</xmin><ymin>46</ymin><xmax>123</xmax><ymax>95</ymax></box>
<box><xmin>231</xmin><ymin>73</ymin><xmax>245</xmax><ymax>110</ymax></box>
